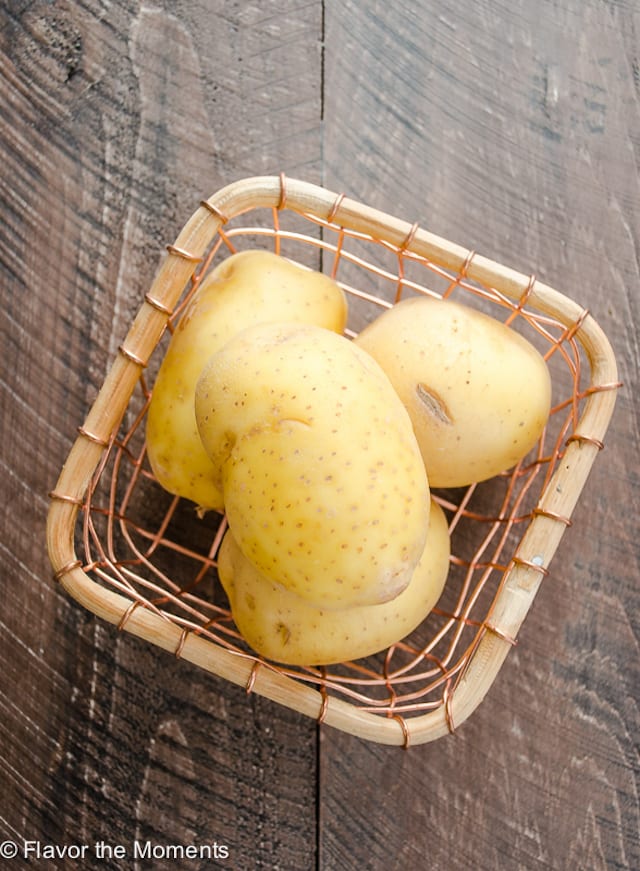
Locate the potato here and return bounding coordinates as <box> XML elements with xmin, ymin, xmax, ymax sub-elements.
<box><xmin>354</xmin><ymin>296</ymin><xmax>552</xmax><ymax>488</ymax></box>
<box><xmin>146</xmin><ymin>250</ymin><xmax>348</xmax><ymax>511</ymax></box>
<box><xmin>217</xmin><ymin>499</ymin><xmax>450</xmax><ymax>666</ymax></box>
<box><xmin>195</xmin><ymin>322</ymin><xmax>430</xmax><ymax>609</ymax></box>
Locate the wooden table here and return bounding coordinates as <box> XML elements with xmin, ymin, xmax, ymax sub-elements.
<box><xmin>2</xmin><ymin>2</ymin><xmax>638</xmax><ymax>868</ymax></box>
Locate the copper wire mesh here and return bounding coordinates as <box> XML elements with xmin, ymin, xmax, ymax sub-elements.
<box><xmin>55</xmin><ymin>181</ymin><xmax>619</xmax><ymax>737</ymax></box>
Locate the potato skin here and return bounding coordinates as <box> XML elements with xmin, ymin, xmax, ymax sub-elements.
<box><xmin>195</xmin><ymin>322</ymin><xmax>430</xmax><ymax>609</ymax></box>
<box><xmin>354</xmin><ymin>297</ymin><xmax>552</xmax><ymax>488</ymax></box>
<box><xmin>146</xmin><ymin>250</ymin><xmax>348</xmax><ymax>511</ymax></box>
<box><xmin>217</xmin><ymin>498</ymin><xmax>450</xmax><ymax>666</ymax></box>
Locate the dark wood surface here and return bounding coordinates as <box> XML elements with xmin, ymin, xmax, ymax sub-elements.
<box><xmin>1</xmin><ymin>2</ymin><xmax>638</xmax><ymax>869</ymax></box>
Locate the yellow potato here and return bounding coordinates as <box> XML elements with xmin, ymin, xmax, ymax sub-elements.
<box><xmin>217</xmin><ymin>499</ymin><xmax>450</xmax><ymax>666</ymax></box>
<box><xmin>355</xmin><ymin>296</ymin><xmax>552</xmax><ymax>487</ymax></box>
<box><xmin>195</xmin><ymin>322</ymin><xmax>430</xmax><ymax>609</ymax></box>
<box><xmin>146</xmin><ymin>250</ymin><xmax>348</xmax><ymax>511</ymax></box>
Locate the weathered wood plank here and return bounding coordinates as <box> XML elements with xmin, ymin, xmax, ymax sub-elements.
<box><xmin>1</xmin><ymin>2</ymin><xmax>323</xmax><ymax>867</ymax></box>
<box><xmin>321</xmin><ymin>1</ymin><xmax>639</xmax><ymax>868</ymax></box>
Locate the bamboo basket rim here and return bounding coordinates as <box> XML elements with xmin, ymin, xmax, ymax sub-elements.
<box><xmin>46</xmin><ymin>175</ymin><xmax>619</xmax><ymax>747</ymax></box>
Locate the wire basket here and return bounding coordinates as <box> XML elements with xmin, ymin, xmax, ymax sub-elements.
<box><xmin>47</xmin><ymin>175</ymin><xmax>619</xmax><ymax>746</ymax></box>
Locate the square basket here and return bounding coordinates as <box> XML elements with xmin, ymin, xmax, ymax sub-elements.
<box><xmin>46</xmin><ymin>175</ymin><xmax>619</xmax><ymax>746</ymax></box>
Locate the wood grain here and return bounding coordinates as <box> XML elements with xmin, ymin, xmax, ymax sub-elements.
<box><xmin>1</xmin><ymin>2</ymin><xmax>322</xmax><ymax>868</ymax></box>
<box><xmin>1</xmin><ymin>1</ymin><xmax>638</xmax><ymax>869</ymax></box>
<box><xmin>321</xmin><ymin>1</ymin><xmax>639</xmax><ymax>869</ymax></box>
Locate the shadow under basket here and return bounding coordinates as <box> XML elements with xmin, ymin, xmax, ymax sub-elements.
<box><xmin>47</xmin><ymin>176</ymin><xmax>619</xmax><ymax>747</ymax></box>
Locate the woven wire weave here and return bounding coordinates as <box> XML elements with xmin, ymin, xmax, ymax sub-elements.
<box><xmin>50</xmin><ymin>176</ymin><xmax>619</xmax><ymax>744</ymax></box>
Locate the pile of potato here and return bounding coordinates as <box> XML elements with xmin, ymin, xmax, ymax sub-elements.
<box><xmin>146</xmin><ymin>250</ymin><xmax>551</xmax><ymax>665</ymax></box>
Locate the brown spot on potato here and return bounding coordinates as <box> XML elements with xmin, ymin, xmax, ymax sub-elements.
<box><xmin>416</xmin><ymin>383</ymin><xmax>453</xmax><ymax>425</ymax></box>
<box><xmin>276</xmin><ymin>622</ymin><xmax>291</xmax><ymax>645</ymax></box>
